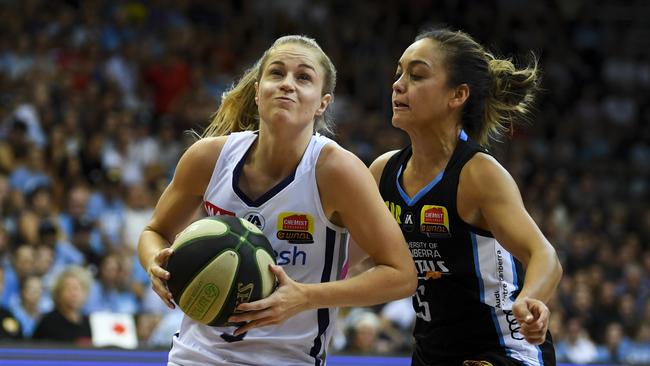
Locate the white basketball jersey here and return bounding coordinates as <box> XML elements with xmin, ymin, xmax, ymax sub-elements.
<box><xmin>169</xmin><ymin>131</ymin><xmax>349</xmax><ymax>366</ymax></box>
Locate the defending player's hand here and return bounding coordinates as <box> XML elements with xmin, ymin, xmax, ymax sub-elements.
<box><xmin>229</xmin><ymin>264</ymin><xmax>308</xmax><ymax>336</ymax></box>
<box><xmin>512</xmin><ymin>297</ymin><xmax>549</xmax><ymax>345</ymax></box>
<box><xmin>147</xmin><ymin>247</ymin><xmax>175</xmax><ymax>309</ymax></box>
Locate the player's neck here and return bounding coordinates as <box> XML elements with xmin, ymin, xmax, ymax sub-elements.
<box><xmin>407</xmin><ymin>124</ymin><xmax>460</xmax><ymax>174</ymax></box>
<box><xmin>250</xmin><ymin>128</ymin><xmax>312</xmax><ymax>179</ymax></box>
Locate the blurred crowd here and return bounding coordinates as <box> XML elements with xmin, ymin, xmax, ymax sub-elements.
<box><xmin>0</xmin><ymin>0</ymin><xmax>649</xmax><ymax>363</ymax></box>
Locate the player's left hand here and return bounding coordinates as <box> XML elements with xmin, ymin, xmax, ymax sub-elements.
<box><xmin>512</xmin><ymin>297</ymin><xmax>549</xmax><ymax>345</ymax></box>
<box><xmin>228</xmin><ymin>264</ymin><xmax>308</xmax><ymax>336</ymax></box>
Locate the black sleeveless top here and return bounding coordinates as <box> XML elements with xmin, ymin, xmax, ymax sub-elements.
<box><xmin>378</xmin><ymin>132</ymin><xmax>555</xmax><ymax>365</ymax></box>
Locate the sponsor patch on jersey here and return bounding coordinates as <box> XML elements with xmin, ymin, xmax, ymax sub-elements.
<box><xmin>243</xmin><ymin>211</ymin><xmax>265</xmax><ymax>230</ymax></box>
<box><xmin>204</xmin><ymin>201</ymin><xmax>236</xmax><ymax>217</ymax></box>
<box><xmin>420</xmin><ymin>205</ymin><xmax>451</xmax><ymax>237</ymax></box>
<box><xmin>402</xmin><ymin>211</ymin><xmax>415</xmax><ymax>232</ymax></box>
<box><xmin>276</xmin><ymin>212</ymin><xmax>314</xmax><ymax>244</ymax></box>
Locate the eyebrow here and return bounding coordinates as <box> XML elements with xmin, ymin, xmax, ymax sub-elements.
<box><xmin>268</xmin><ymin>60</ymin><xmax>316</xmax><ymax>72</ymax></box>
<box><xmin>397</xmin><ymin>59</ymin><xmax>431</xmax><ymax>70</ymax></box>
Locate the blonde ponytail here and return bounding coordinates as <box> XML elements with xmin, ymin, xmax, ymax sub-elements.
<box><xmin>202</xmin><ymin>63</ymin><xmax>261</xmax><ymax>137</ymax></box>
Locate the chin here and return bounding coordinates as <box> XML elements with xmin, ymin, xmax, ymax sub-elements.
<box><xmin>391</xmin><ymin>116</ymin><xmax>405</xmax><ymax>129</ymax></box>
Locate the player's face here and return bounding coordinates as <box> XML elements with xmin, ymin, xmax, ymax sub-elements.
<box><xmin>255</xmin><ymin>44</ymin><xmax>331</xmax><ymax>131</ymax></box>
<box><xmin>392</xmin><ymin>38</ymin><xmax>456</xmax><ymax>129</ymax></box>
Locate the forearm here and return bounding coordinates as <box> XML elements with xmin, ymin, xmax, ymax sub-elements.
<box><xmin>137</xmin><ymin>228</ymin><xmax>171</xmax><ymax>271</ymax></box>
<box><xmin>304</xmin><ymin>264</ymin><xmax>414</xmax><ymax>309</ymax></box>
<box><xmin>516</xmin><ymin>246</ymin><xmax>562</xmax><ymax>303</ymax></box>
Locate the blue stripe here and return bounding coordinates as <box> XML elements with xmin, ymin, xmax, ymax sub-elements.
<box><xmin>393</xmin><ymin>130</ymin><xmax>466</xmax><ymax>207</ymax></box>
<box><xmin>470</xmin><ymin>233</ymin><xmax>485</xmax><ymax>303</ymax></box>
<box><xmin>0</xmin><ymin>362</ymin><xmax>160</xmax><ymax>366</ymax></box>
<box><xmin>510</xmin><ymin>254</ymin><xmax>519</xmax><ymax>301</ymax></box>
<box><xmin>537</xmin><ymin>345</ymin><xmax>544</xmax><ymax>366</ymax></box>
<box><xmin>471</xmin><ymin>234</ymin><xmax>509</xmax><ymax>357</ymax></box>
<box><xmin>395</xmin><ymin>165</ymin><xmax>444</xmax><ymax>207</ymax></box>
<box><xmin>0</xmin><ymin>348</ymin><xmax>164</xmax><ymax>358</ymax></box>
<box><xmin>309</xmin><ymin>227</ymin><xmax>336</xmax><ymax>365</ymax></box>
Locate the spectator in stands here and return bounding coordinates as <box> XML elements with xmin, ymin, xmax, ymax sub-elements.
<box><xmin>2</xmin><ymin>245</ymin><xmax>35</xmax><ymax>307</ymax></box>
<box><xmin>85</xmin><ymin>253</ymin><xmax>139</xmax><ymax>315</ymax></box>
<box><xmin>9</xmin><ymin>275</ymin><xmax>50</xmax><ymax>337</ymax></box>
<box><xmin>0</xmin><ymin>266</ymin><xmax>21</xmax><ymax>339</ymax></box>
<box><xmin>557</xmin><ymin>318</ymin><xmax>598</xmax><ymax>364</ymax></box>
<box><xmin>32</xmin><ymin>266</ymin><xmax>92</xmax><ymax>345</ymax></box>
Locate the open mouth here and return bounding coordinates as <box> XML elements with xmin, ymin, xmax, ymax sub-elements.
<box><xmin>393</xmin><ymin>101</ymin><xmax>409</xmax><ymax>108</ymax></box>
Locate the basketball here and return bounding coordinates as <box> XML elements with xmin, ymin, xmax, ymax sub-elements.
<box><xmin>165</xmin><ymin>215</ymin><xmax>277</xmax><ymax>326</ymax></box>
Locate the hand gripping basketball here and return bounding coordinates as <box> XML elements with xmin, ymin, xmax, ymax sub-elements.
<box><xmin>148</xmin><ymin>247</ymin><xmax>175</xmax><ymax>309</ymax></box>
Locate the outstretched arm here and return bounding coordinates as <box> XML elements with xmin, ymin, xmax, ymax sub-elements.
<box><xmin>460</xmin><ymin>153</ymin><xmax>562</xmax><ymax>345</ymax></box>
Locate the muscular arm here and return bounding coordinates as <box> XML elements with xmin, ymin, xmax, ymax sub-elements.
<box><xmin>347</xmin><ymin>151</ymin><xmax>399</xmax><ymax>275</ymax></box>
<box><xmin>137</xmin><ymin>137</ymin><xmax>226</xmax><ymax>307</ymax></box>
<box><xmin>459</xmin><ymin>153</ymin><xmax>562</xmax><ymax>344</ymax></box>
<box><xmin>307</xmin><ymin>146</ymin><xmax>416</xmax><ymax>307</ymax></box>
<box><xmin>459</xmin><ymin>153</ymin><xmax>561</xmax><ymax>302</ymax></box>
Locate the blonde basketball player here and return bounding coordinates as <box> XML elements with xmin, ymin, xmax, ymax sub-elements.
<box><xmin>138</xmin><ymin>35</ymin><xmax>416</xmax><ymax>365</ymax></box>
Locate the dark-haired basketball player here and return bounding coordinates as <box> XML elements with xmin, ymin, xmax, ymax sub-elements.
<box><xmin>363</xmin><ymin>28</ymin><xmax>562</xmax><ymax>366</ymax></box>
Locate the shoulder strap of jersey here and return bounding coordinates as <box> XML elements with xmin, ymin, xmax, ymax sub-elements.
<box><xmin>378</xmin><ymin>146</ymin><xmax>411</xmax><ymax>195</ymax></box>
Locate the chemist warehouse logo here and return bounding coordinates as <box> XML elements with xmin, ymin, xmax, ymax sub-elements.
<box><xmin>277</xmin><ymin>213</ymin><xmax>314</xmax><ymax>244</ymax></box>
<box><xmin>420</xmin><ymin>205</ymin><xmax>451</xmax><ymax>238</ymax></box>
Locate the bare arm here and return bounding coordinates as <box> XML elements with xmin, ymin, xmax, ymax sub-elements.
<box><xmin>459</xmin><ymin>153</ymin><xmax>562</xmax><ymax>344</ymax></box>
<box><xmin>137</xmin><ymin>137</ymin><xmax>226</xmax><ymax>308</ymax></box>
<box><xmin>309</xmin><ymin>147</ymin><xmax>416</xmax><ymax>307</ymax></box>
<box><xmin>347</xmin><ymin>150</ymin><xmax>399</xmax><ymax>275</ymax></box>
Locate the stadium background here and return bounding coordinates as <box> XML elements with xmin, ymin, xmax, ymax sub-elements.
<box><xmin>0</xmin><ymin>0</ymin><xmax>649</xmax><ymax>364</ymax></box>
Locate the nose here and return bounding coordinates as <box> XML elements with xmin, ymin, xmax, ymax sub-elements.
<box><xmin>392</xmin><ymin>75</ymin><xmax>405</xmax><ymax>94</ymax></box>
<box><xmin>280</xmin><ymin>74</ymin><xmax>297</xmax><ymax>93</ymax></box>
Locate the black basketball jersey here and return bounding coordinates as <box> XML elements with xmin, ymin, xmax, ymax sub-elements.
<box><xmin>379</xmin><ymin>132</ymin><xmax>555</xmax><ymax>365</ymax></box>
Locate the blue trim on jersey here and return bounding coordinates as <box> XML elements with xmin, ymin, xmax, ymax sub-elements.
<box><xmin>472</xmin><ymin>234</ymin><xmax>513</xmax><ymax>360</ymax></box>
<box><xmin>394</xmin><ymin>130</ymin><xmax>466</xmax><ymax>207</ymax></box>
<box><xmin>459</xmin><ymin>129</ymin><xmax>469</xmax><ymax>141</ymax></box>
<box><xmin>537</xmin><ymin>345</ymin><xmax>544</xmax><ymax>366</ymax></box>
<box><xmin>395</xmin><ymin>165</ymin><xmax>444</xmax><ymax>207</ymax></box>
<box><xmin>309</xmin><ymin>227</ymin><xmax>336</xmax><ymax>365</ymax></box>
<box><xmin>232</xmin><ymin>140</ymin><xmax>297</xmax><ymax>207</ymax></box>
<box><xmin>510</xmin><ymin>253</ymin><xmax>519</xmax><ymax>302</ymax></box>
<box><xmin>470</xmin><ymin>233</ymin><xmax>485</xmax><ymax>304</ymax></box>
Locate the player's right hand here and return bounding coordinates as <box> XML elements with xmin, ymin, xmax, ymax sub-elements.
<box><xmin>148</xmin><ymin>247</ymin><xmax>175</xmax><ymax>309</ymax></box>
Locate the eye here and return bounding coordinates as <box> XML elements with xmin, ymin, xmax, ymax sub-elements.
<box><xmin>297</xmin><ymin>73</ymin><xmax>312</xmax><ymax>82</ymax></box>
<box><xmin>268</xmin><ymin>68</ymin><xmax>284</xmax><ymax>77</ymax></box>
<box><xmin>410</xmin><ymin>74</ymin><xmax>422</xmax><ymax>81</ymax></box>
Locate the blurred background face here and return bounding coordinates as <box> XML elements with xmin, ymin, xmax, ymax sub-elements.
<box><xmin>57</xmin><ymin>275</ymin><xmax>87</xmax><ymax>311</ymax></box>
<box><xmin>21</xmin><ymin>276</ymin><xmax>43</xmax><ymax>309</ymax></box>
<box><xmin>14</xmin><ymin>245</ymin><xmax>35</xmax><ymax>279</ymax></box>
<box><xmin>255</xmin><ymin>44</ymin><xmax>329</xmax><ymax>131</ymax></box>
<box><xmin>34</xmin><ymin>245</ymin><xmax>54</xmax><ymax>276</ymax></box>
<box><xmin>100</xmin><ymin>254</ymin><xmax>120</xmax><ymax>287</ymax></box>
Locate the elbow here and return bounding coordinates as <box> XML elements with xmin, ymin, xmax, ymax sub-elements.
<box><xmin>401</xmin><ymin>263</ymin><xmax>418</xmax><ymax>297</ymax></box>
<box><xmin>553</xmin><ymin>252</ymin><xmax>563</xmax><ymax>285</ymax></box>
